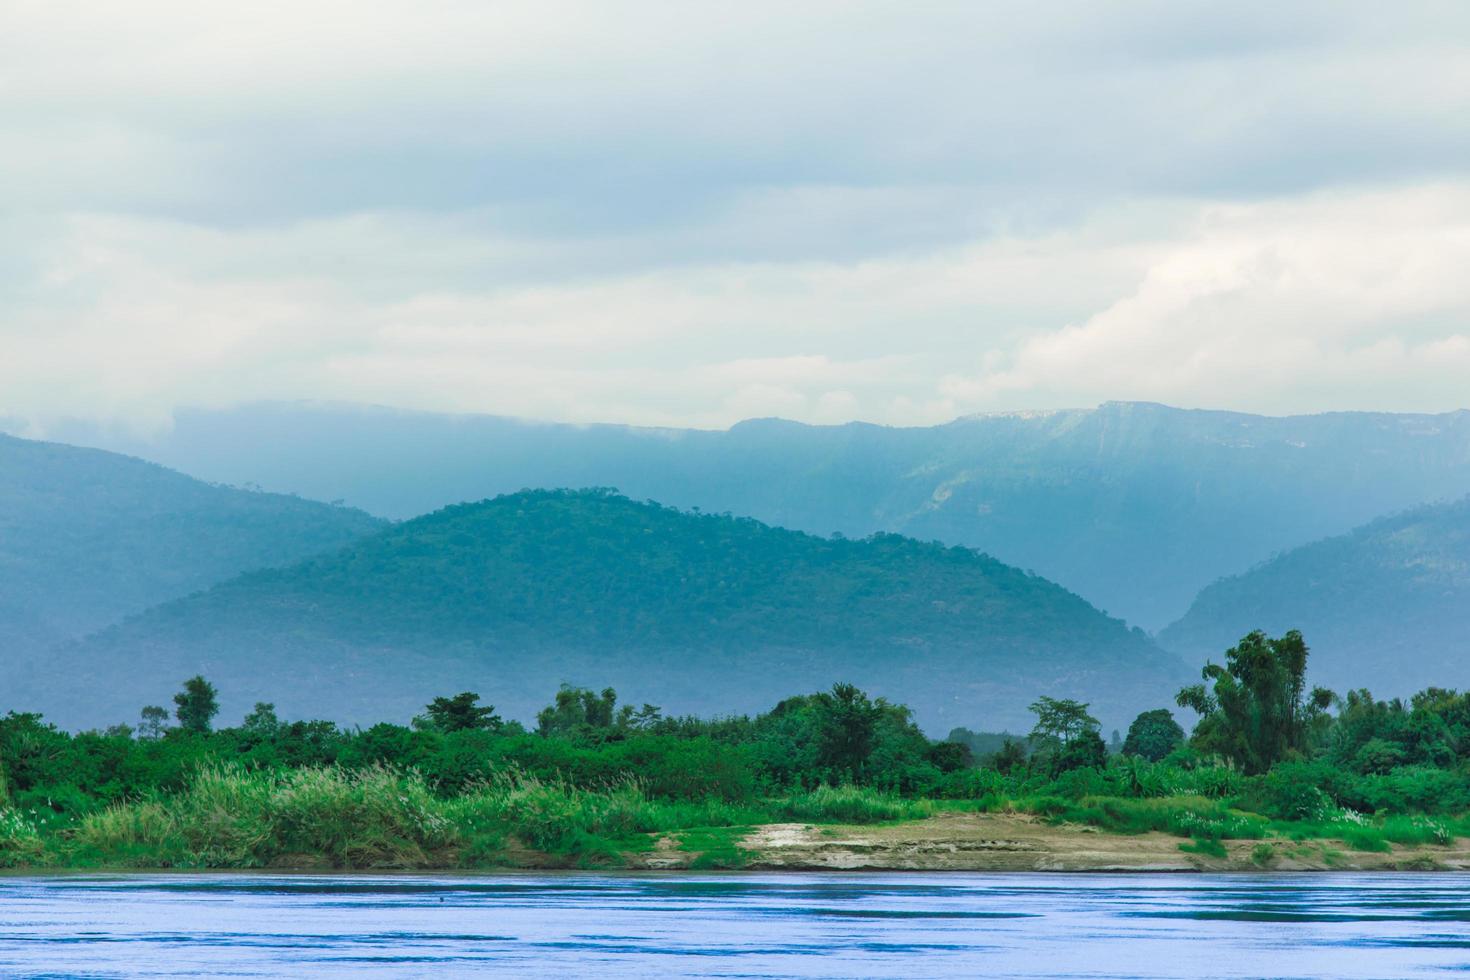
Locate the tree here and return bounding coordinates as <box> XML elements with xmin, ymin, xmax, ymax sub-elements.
<box><xmin>172</xmin><ymin>676</ymin><xmax>219</xmax><ymax>734</ymax></box>
<box><xmin>988</xmin><ymin>737</ymin><xmax>1028</xmax><ymax>774</ymax></box>
<box><xmin>537</xmin><ymin>685</ymin><xmax>619</xmax><ymax>737</ymax></box>
<box><xmin>616</xmin><ymin>702</ymin><xmax>664</xmax><ymax>732</ymax></box>
<box><xmin>138</xmin><ymin>705</ymin><xmax>169</xmax><ymax>739</ymax></box>
<box><xmin>242</xmin><ymin>702</ymin><xmax>280</xmax><ymax>737</ymax></box>
<box><xmin>928</xmin><ymin>740</ymin><xmax>973</xmax><ymax>773</ymax></box>
<box><xmin>813</xmin><ymin>682</ymin><xmax>884</xmax><ymax>778</ymax></box>
<box><xmin>420</xmin><ymin>692</ymin><xmax>501</xmax><ymax>733</ymax></box>
<box><xmin>1122</xmin><ymin>709</ymin><xmax>1185</xmax><ymax>762</ymax></box>
<box><xmin>1176</xmin><ymin>629</ymin><xmax>1334</xmax><ymax>774</ymax></box>
<box><xmin>1054</xmin><ymin>729</ymin><xmax>1107</xmax><ymax>772</ymax></box>
<box><xmin>1027</xmin><ymin>696</ymin><xmax>1099</xmax><ymax>749</ymax></box>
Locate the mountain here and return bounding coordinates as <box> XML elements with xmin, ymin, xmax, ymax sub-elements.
<box><xmin>42</xmin><ymin>401</ymin><xmax>1470</xmax><ymax>629</ymax></box>
<box><xmin>0</xmin><ymin>433</ymin><xmax>386</xmax><ymax>643</ymax></box>
<box><xmin>1158</xmin><ymin>496</ymin><xmax>1470</xmax><ymax>696</ymax></box>
<box><xmin>24</xmin><ymin>490</ymin><xmax>1188</xmax><ymax>732</ymax></box>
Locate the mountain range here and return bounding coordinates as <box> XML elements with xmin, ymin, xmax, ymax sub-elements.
<box><xmin>22</xmin><ymin>489</ymin><xmax>1188</xmax><ymax>732</ymax></box>
<box><xmin>1159</xmin><ymin>494</ymin><xmax>1470</xmax><ymax>696</ymax></box>
<box><xmin>6</xmin><ymin>400</ymin><xmax>1470</xmax><ymax>731</ymax></box>
<box><xmin>48</xmin><ymin>400</ymin><xmax>1470</xmax><ymax>630</ymax></box>
<box><xmin>0</xmin><ymin>433</ymin><xmax>384</xmax><ymax>643</ymax></box>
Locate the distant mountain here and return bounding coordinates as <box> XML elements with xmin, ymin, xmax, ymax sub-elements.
<box><xmin>1158</xmin><ymin>496</ymin><xmax>1470</xmax><ymax>696</ymax></box>
<box><xmin>0</xmin><ymin>434</ymin><xmax>386</xmax><ymax>643</ymax></box>
<box><xmin>25</xmin><ymin>490</ymin><xmax>1187</xmax><ymax>732</ymax></box>
<box><xmin>44</xmin><ymin>401</ymin><xmax>1470</xmax><ymax>629</ymax></box>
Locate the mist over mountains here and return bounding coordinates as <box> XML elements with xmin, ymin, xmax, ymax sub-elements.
<box><xmin>1160</xmin><ymin>495</ymin><xmax>1470</xmax><ymax>696</ymax></box>
<box><xmin>0</xmin><ymin>433</ymin><xmax>384</xmax><ymax>642</ymax></box>
<box><xmin>49</xmin><ymin>400</ymin><xmax>1470</xmax><ymax>630</ymax></box>
<box><xmin>22</xmin><ymin>490</ymin><xmax>1186</xmax><ymax>733</ymax></box>
<box><xmin>6</xmin><ymin>400</ymin><xmax>1470</xmax><ymax>732</ymax></box>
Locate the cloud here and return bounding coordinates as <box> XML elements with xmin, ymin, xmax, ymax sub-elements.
<box><xmin>2</xmin><ymin>2</ymin><xmax>1469</xmax><ymax>431</ymax></box>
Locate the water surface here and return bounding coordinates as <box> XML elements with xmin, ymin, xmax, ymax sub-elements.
<box><xmin>1</xmin><ymin>872</ymin><xmax>1467</xmax><ymax>978</ymax></box>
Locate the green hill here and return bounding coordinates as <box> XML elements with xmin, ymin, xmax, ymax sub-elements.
<box><xmin>49</xmin><ymin>400</ymin><xmax>1470</xmax><ymax>629</ymax></box>
<box><xmin>1158</xmin><ymin>496</ymin><xmax>1470</xmax><ymax>695</ymax></box>
<box><xmin>0</xmin><ymin>433</ymin><xmax>386</xmax><ymax>643</ymax></box>
<box><xmin>31</xmin><ymin>489</ymin><xmax>1187</xmax><ymax>732</ymax></box>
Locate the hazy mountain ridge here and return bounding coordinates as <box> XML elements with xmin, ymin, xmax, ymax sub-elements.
<box><xmin>42</xmin><ymin>400</ymin><xmax>1470</xmax><ymax>629</ymax></box>
<box><xmin>0</xmin><ymin>433</ymin><xmax>387</xmax><ymax>642</ymax></box>
<box><xmin>1159</xmin><ymin>495</ymin><xmax>1470</xmax><ymax>696</ymax></box>
<box><xmin>27</xmin><ymin>489</ymin><xmax>1187</xmax><ymax>732</ymax></box>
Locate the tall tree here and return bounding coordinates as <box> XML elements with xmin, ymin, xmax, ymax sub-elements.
<box><xmin>1176</xmin><ymin>629</ymin><xmax>1334</xmax><ymax>773</ymax></box>
<box><xmin>814</xmin><ymin>683</ymin><xmax>883</xmax><ymax>778</ymax></box>
<box><xmin>172</xmin><ymin>676</ymin><xmax>219</xmax><ymax>734</ymax></box>
<box><xmin>1027</xmin><ymin>696</ymin><xmax>1099</xmax><ymax>749</ymax></box>
<box><xmin>137</xmin><ymin>705</ymin><xmax>169</xmax><ymax>739</ymax></box>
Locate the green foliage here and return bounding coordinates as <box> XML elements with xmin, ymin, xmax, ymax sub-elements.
<box><xmin>1028</xmin><ymin>697</ymin><xmax>1099</xmax><ymax>749</ymax></box>
<box><xmin>771</xmin><ymin>785</ymin><xmax>930</xmax><ymax>824</ymax></box>
<box><xmin>138</xmin><ymin>706</ymin><xmax>169</xmax><ymax>739</ymax></box>
<box><xmin>1177</xmin><ymin>630</ymin><xmax>1334</xmax><ymax>774</ymax></box>
<box><xmin>420</xmin><ymin>693</ymin><xmax>501</xmax><ymax>733</ymax></box>
<box><xmin>173</xmin><ymin>676</ymin><xmax>219</xmax><ymax>734</ymax></box>
<box><xmin>53</xmin><ymin>488</ymin><xmax>1183</xmax><ymax>731</ymax></box>
<box><xmin>5</xmin><ymin>660</ymin><xmax>1470</xmax><ymax>870</ymax></box>
<box><xmin>813</xmin><ymin>683</ymin><xmax>883</xmax><ymax>778</ymax></box>
<box><xmin>1122</xmin><ymin>709</ymin><xmax>1185</xmax><ymax>762</ymax></box>
<box><xmin>1179</xmin><ymin>836</ymin><xmax>1228</xmax><ymax>858</ymax></box>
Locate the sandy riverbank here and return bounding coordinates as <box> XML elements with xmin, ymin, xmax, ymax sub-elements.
<box><xmin>628</xmin><ymin>811</ymin><xmax>1470</xmax><ymax>873</ymax></box>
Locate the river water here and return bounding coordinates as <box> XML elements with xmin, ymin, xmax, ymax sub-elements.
<box><xmin>0</xmin><ymin>872</ymin><xmax>1467</xmax><ymax>978</ymax></box>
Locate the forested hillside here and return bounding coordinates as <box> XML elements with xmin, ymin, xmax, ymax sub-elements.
<box><xmin>50</xmin><ymin>400</ymin><xmax>1470</xmax><ymax>628</ymax></box>
<box><xmin>28</xmin><ymin>490</ymin><xmax>1187</xmax><ymax>732</ymax></box>
<box><xmin>0</xmin><ymin>434</ymin><xmax>385</xmax><ymax>643</ymax></box>
<box><xmin>1159</xmin><ymin>496</ymin><xmax>1470</xmax><ymax>694</ymax></box>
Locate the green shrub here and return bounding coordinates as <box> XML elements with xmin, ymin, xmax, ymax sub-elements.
<box><xmin>1179</xmin><ymin>837</ymin><xmax>1227</xmax><ymax>858</ymax></box>
<box><xmin>1340</xmin><ymin>825</ymin><xmax>1391</xmax><ymax>852</ymax></box>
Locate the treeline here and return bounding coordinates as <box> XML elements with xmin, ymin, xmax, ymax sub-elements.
<box><xmin>0</xmin><ymin>680</ymin><xmax>976</xmax><ymax>820</ymax></box>
<box><xmin>3</xmin><ymin>629</ymin><xmax>1470</xmax><ymax>868</ymax></box>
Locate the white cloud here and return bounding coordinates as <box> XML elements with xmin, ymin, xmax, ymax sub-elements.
<box><xmin>943</xmin><ymin>185</ymin><xmax>1470</xmax><ymax>415</ymax></box>
<box><xmin>2</xmin><ymin>2</ymin><xmax>1469</xmax><ymax>431</ymax></box>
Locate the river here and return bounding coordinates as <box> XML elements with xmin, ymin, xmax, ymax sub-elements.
<box><xmin>1</xmin><ymin>872</ymin><xmax>1467</xmax><ymax>977</ymax></box>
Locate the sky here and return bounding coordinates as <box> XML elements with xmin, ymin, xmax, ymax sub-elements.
<box><xmin>4</xmin><ymin>0</ymin><xmax>1470</xmax><ymax>433</ymax></box>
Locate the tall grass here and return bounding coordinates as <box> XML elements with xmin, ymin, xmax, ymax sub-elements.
<box><xmin>72</xmin><ymin>765</ymin><xmax>455</xmax><ymax>868</ymax></box>
<box><xmin>770</xmin><ymin>784</ymin><xmax>931</xmax><ymax>824</ymax></box>
<box><xmin>57</xmin><ymin>765</ymin><xmax>931</xmax><ymax>869</ymax></box>
<box><xmin>0</xmin><ymin>808</ymin><xmax>45</xmax><ymax>867</ymax></box>
<box><xmin>27</xmin><ymin>763</ymin><xmax>1470</xmax><ymax>870</ymax></box>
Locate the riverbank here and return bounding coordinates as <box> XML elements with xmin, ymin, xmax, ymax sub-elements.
<box><xmin>8</xmin><ymin>765</ymin><xmax>1470</xmax><ymax>873</ymax></box>
<box><xmin>753</xmin><ymin>811</ymin><xmax>1470</xmax><ymax>871</ymax></box>
<box><xmin>624</xmin><ymin>811</ymin><xmax>1470</xmax><ymax>873</ymax></box>
<box><xmin>10</xmin><ymin>810</ymin><xmax>1470</xmax><ymax>873</ymax></box>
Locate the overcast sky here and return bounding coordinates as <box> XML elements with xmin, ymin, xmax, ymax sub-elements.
<box><xmin>4</xmin><ymin>1</ymin><xmax>1470</xmax><ymax>433</ymax></box>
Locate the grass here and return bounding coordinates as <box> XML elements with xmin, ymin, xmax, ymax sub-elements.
<box><xmin>9</xmin><ymin>765</ymin><xmax>932</xmax><ymax>870</ymax></box>
<box><xmin>677</xmin><ymin>826</ymin><xmax>755</xmax><ymax>869</ymax></box>
<box><xmin>1178</xmin><ymin>837</ymin><xmax>1228</xmax><ymax>859</ymax></box>
<box><xmin>7</xmin><ymin>765</ymin><xmax>1469</xmax><ymax>870</ymax></box>
<box><xmin>1017</xmin><ymin>794</ymin><xmax>1268</xmax><ymax>840</ymax></box>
